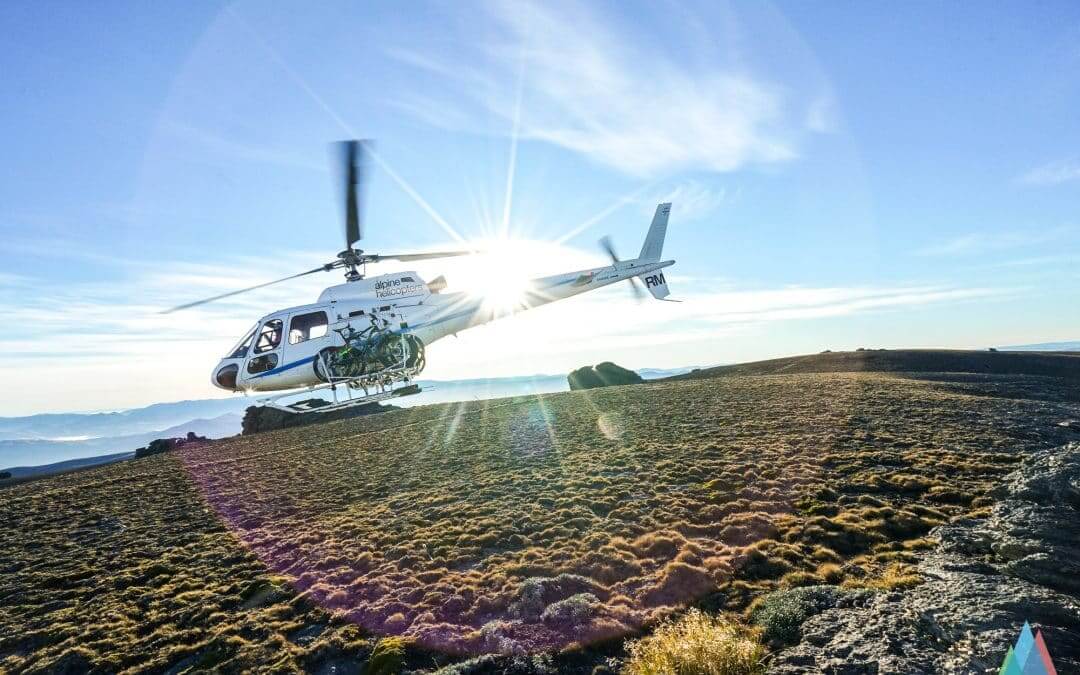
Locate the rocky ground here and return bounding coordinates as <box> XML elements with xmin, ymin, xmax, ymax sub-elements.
<box><xmin>769</xmin><ymin>442</ymin><xmax>1080</xmax><ymax>674</ymax></box>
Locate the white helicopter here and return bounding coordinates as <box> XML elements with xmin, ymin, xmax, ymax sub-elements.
<box><xmin>166</xmin><ymin>140</ymin><xmax>676</xmax><ymax>413</ymax></box>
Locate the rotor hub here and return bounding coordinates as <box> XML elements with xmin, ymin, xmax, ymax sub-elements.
<box><xmin>338</xmin><ymin>248</ymin><xmax>370</xmax><ymax>281</ymax></box>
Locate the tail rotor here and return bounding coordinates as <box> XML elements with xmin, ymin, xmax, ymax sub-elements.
<box><xmin>599</xmin><ymin>235</ymin><xmax>647</xmax><ymax>302</ymax></box>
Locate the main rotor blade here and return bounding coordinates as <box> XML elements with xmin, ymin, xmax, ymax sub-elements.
<box><xmin>338</xmin><ymin>140</ymin><xmax>367</xmax><ymax>248</ymax></box>
<box><xmin>159</xmin><ymin>264</ymin><xmax>332</xmax><ymax>314</ymax></box>
<box><xmin>372</xmin><ymin>250</ymin><xmax>475</xmax><ymax>262</ymax></box>
<box><xmin>599</xmin><ymin>235</ymin><xmax>620</xmax><ymax>264</ymax></box>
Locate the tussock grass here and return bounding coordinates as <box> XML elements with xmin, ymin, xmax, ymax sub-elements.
<box><xmin>815</xmin><ymin>563</ymin><xmax>844</xmax><ymax>584</ymax></box>
<box><xmin>850</xmin><ymin>562</ymin><xmax>923</xmax><ymax>591</ymax></box>
<box><xmin>1</xmin><ymin>371</ymin><xmax>1076</xmax><ymax>671</ymax></box>
<box><xmin>367</xmin><ymin>636</ymin><xmax>410</xmax><ymax>675</ymax></box>
<box><xmin>623</xmin><ymin>609</ymin><xmax>764</xmax><ymax>675</ymax></box>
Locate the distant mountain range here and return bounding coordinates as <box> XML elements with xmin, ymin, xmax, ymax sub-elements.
<box><xmin>637</xmin><ymin>367</ymin><xmax>703</xmax><ymax>379</ymax></box>
<box><xmin>1</xmin><ymin>366</ymin><xmax>697</xmax><ymax>473</ymax></box>
<box><xmin>0</xmin><ymin>398</ymin><xmax>251</xmax><ymax>441</ymax></box>
<box><xmin>2</xmin><ymin>451</ymin><xmax>136</xmax><ymax>482</ymax></box>
<box><xmin>1</xmin><ymin>414</ymin><xmax>243</xmax><ymax>474</ymax></box>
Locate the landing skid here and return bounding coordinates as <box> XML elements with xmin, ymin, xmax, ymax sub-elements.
<box><xmin>259</xmin><ymin>380</ymin><xmax>422</xmax><ymax>414</ymax></box>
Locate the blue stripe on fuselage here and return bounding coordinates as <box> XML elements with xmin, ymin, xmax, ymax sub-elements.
<box><xmin>250</xmin><ymin>354</ymin><xmax>316</xmax><ymax>379</ymax></box>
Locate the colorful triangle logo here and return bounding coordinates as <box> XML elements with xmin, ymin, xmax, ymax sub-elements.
<box><xmin>999</xmin><ymin>622</ymin><xmax>1057</xmax><ymax>675</ymax></box>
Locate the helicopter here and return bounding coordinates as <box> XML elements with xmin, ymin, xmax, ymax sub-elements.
<box><xmin>165</xmin><ymin>140</ymin><xmax>677</xmax><ymax>414</ymax></box>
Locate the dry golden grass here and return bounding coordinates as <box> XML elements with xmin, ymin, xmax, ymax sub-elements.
<box><xmin>848</xmin><ymin>562</ymin><xmax>923</xmax><ymax>591</ymax></box>
<box><xmin>623</xmin><ymin>609</ymin><xmax>764</xmax><ymax>675</ymax></box>
<box><xmin>1</xmin><ymin>371</ymin><xmax>1077</xmax><ymax>672</ymax></box>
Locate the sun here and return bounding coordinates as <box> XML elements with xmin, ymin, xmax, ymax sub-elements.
<box><xmin>431</xmin><ymin>237</ymin><xmax>601</xmax><ymax>315</ymax></box>
<box><xmin>454</xmin><ymin>238</ymin><xmax>541</xmax><ymax>314</ymax></box>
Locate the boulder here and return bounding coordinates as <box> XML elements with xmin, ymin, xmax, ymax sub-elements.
<box><xmin>241</xmin><ymin>399</ymin><xmax>397</xmax><ymax>435</ymax></box>
<box><xmin>768</xmin><ymin>443</ymin><xmax>1080</xmax><ymax>674</ymax></box>
<box><xmin>567</xmin><ymin>366</ymin><xmax>604</xmax><ymax>390</ymax></box>
<box><xmin>567</xmin><ymin>362</ymin><xmax>644</xmax><ymax>390</ymax></box>
<box><xmin>595</xmin><ymin>362</ymin><xmax>645</xmax><ymax>386</ymax></box>
<box><xmin>134</xmin><ymin>432</ymin><xmax>210</xmax><ymax>458</ymax></box>
<box><xmin>134</xmin><ymin>438</ymin><xmax>180</xmax><ymax>458</ymax></box>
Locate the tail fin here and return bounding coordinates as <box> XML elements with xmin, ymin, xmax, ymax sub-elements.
<box><xmin>638</xmin><ymin>202</ymin><xmax>670</xmax><ymax>262</ymax></box>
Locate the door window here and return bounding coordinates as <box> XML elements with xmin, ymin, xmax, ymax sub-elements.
<box><xmin>289</xmin><ymin>311</ymin><xmax>328</xmax><ymax>345</ymax></box>
<box><xmin>253</xmin><ymin>319</ymin><xmax>283</xmax><ymax>354</ymax></box>
<box><xmin>247</xmin><ymin>353</ymin><xmax>279</xmax><ymax>374</ymax></box>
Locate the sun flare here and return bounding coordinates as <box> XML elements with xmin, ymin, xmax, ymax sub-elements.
<box><xmin>430</xmin><ymin>238</ymin><xmax>602</xmax><ymax>314</ymax></box>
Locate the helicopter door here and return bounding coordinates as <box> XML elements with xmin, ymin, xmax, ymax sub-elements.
<box><xmin>240</xmin><ymin>317</ymin><xmax>285</xmax><ymax>385</ymax></box>
<box><xmin>279</xmin><ymin>309</ymin><xmax>330</xmax><ymax>385</ymax></box>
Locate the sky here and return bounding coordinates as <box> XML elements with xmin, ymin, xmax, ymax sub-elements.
<box><xmin>1</xmin><ymin>0</ymin><xmax>1078</xmax><ymax>416</ymax></box>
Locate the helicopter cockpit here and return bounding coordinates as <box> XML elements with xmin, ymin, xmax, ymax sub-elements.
<box><xmin>227</xmin><ymin>324</ymin><xmax>258</xmax><ymax>359</ymax></box>
<box><xmin>212</xmin><ymin>324</ymin><xmax>255</xmax><ymax>390</ymax></box>
<box><xmin>211</xmin><ymin>305</ymin><xmax>334</xmax><ymax>392</ymax></box>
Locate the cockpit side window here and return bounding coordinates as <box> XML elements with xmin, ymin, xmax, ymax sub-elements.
<box><xmin>253</xmin><ymin>319</ymin><xmax>283</xmax><ymax>354</ymax></box>
<box><xmin>288</xmin><ymin>311</ymin><xmax>328</xmax><ymax>345</ymax></box>
<box><xmin>226</xmin><ymin>324</ymin><xmax>258</xmax><ymax>359</ymax></box>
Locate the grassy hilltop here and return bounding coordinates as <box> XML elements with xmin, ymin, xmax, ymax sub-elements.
<box><xmin>667</xmin><ymin>347</ymin><xmax>1080</xmax><ymax>381</ymax></box>
<box><xmin>1</xmin><ymin>350</ymin><xmax>1079</xmax><ymax>673</ymax></box>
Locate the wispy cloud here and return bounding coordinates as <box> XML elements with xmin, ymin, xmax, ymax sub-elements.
<box><xmin>1018</xmin><ymin>158</ymin><xmax>1080</xmax><ymax>186</ymax></box>
<box><xmin>583</xmin><ymin>283</ymin><xmax>1004</xmax><ymax>329</ymax></box>
<box><xmin>159</xmin><ymin>120</ymin><xmax>327</xmax><ymax>172</ymax></box>
<box><xmin>915</xmin><ymin>226</ymin><xmax>1074</xmax><ymax>257</ymax></box>
<box><xmin>990</xmin><ymin>253</ymin><xmax>1080</xmax><ymax>269</ymax></box>
<box><xmin>388</xmin><ymin>0</ymin><xmax>811</xmax><ymax>177</ymax></box>
<box><xmin>427</xmin><ymin>281</ymin><xmax>1011</xmax><ymax>379</ymax></box>
<box><xmin>0</xmin><ymin>249</ymin><xmax>345</xmax><ymax>414</ymax></box>
<box><xmin>0</xmin><ymin>251</ymin><xmax>333</xmax><ymax>361</ymax></box>
<box><xmin>648</xmin><ymin>181</ymin><xmax>732</xmax><ymax>222</ymax></box>
<box><xmin>805</xmin><ymin>92</ymin><xmax>839</xmax><ymax>134</ymax></box>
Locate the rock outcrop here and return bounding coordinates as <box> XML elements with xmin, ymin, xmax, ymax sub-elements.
<box><xmin>134</xmin><ymin>431</ymin><xmax>209</xmax><ymax>458</ymax></box>
<box><xmin>769</xmin><ymin>443</ymin><xmax>1080</xmax><ymax>674</ymax></box>
<box><xmin>567</xmin><ymin>362</ymin><xmax>644</xmax><ymax>391</ymax></box>
<box><xmin>241</xmin><ymin>400</ymin><xmax>397</xmax><ymax>435</ymax></box>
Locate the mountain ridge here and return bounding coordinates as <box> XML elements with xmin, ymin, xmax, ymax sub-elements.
<box><xmin>664</xmin><ymin>348</ymin><xmax>1080</xmax><ymax>382</ymax></box>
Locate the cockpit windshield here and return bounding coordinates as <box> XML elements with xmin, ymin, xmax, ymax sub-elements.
<box><xmin>225</xmin><ymin>324</ymin><xmax>258</xmax><ymax>359</ymax></box>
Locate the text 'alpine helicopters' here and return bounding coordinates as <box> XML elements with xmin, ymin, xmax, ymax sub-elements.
<box><xmin>165</xmin><ymin>140</ymin><xmax>677</xmax><ymax>413</ymax></box>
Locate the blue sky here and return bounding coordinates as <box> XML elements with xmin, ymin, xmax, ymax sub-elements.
<box><xmin>1</xmin><ymin>1</ymin><xmax>1078</xmax><ymax>415</ymax></box>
